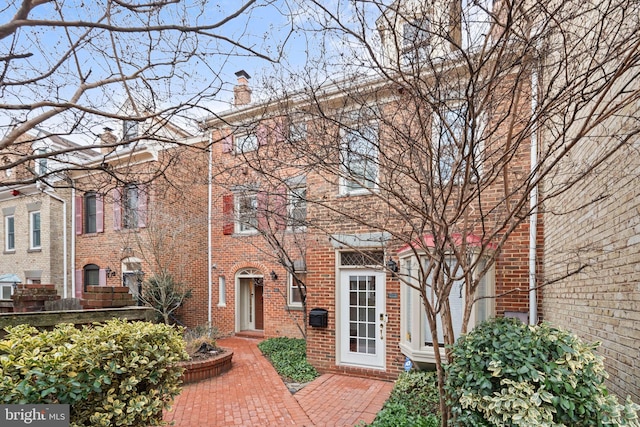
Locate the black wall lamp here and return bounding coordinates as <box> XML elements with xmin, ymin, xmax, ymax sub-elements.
<box><xmin>387</xmin><ymin>258</ymin><xmax>399</xmax><ymax>274</ymax></box>
<box><xmin>270</xmin><ymin>270</ymin><xmax>278</xmax><ymax>280</ymax></box>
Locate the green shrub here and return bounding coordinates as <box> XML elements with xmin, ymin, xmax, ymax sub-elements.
<box><xmin>0</xmin><ymin>319</ymin><xmax>188</xmax><ymax>427</ymax></box>
<box><xmin>445</xmin><ymin>317</ymin><xmax>640</xmax><ymax>427</ymax></box>
<box><xmin>258</xmin><ymin>337</ymin><xmax>318</xmax><ymax>383</ymax></box>
<box><xmin>367</xmin><ymin>370</ymin><xmax>440</xmax><ymax>427</ymax></box>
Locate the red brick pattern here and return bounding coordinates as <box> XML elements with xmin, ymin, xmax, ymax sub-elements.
<box><xmin>12</xmin><ymin>284</ymin><xmax>60</xmax><ymax>312</ymax></box>
<box><xmin>164</xmin><ymin>337</ymin><xmax>393</xmax><ymax>426</ymax></box>
<box><xmin>81</xmin><ymin>285</ymin><xmax>135</xmax><ymax>309</ymax></box>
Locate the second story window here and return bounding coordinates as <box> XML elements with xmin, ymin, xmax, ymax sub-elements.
<box><xmin>4</xmin><ymin>215</ymin><xmax>14</xmax><ymax>251</ymax></box>
<box><xmin>235</xmin><ymin>132</ymin><xmax>258</xmax><ymax>154</ymax></box>
<box><xmin>340</xmin><ymin>122</ymin><xmax>379</xmax><ymax>194</ymax></box>
<box><xmin>123</xmin><ymin>184</ymin><xmax>139</xmax><ymax>229</ymax></box>
<box><xmin>288</xmin><ymin>186</ymin><xmax>307</xmax><ymax>228</ymax></box>
<box><xmin>85</xmin><ymin>192</ymin><xmax>97</xmax><ymax>234</ymax></box>
<box><xmin>402</xmin><ymin>16</ymin><xmax>431</xmax><ymax>65</ymax></box>
<box><xmin>30</xmin><ymin>211</ymin><xmax>41</xmax><ymax>249</ymax></box>
<box><xmin>114</xmin><ymin>184</ymin><xmax>147</xmax><ymax>230</ymax></box>
<box><xmin>236</xmin><ymin>193</ymin><xmax>258</xmax><ymax>233</ymax></box>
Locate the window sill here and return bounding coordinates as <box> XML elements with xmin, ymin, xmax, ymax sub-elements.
<box><xmin>3</xmin><ymin>250</ymin><xmax>15</xmax><ymax>255</ymax></box>
<box><xmin>217</xmin><ymin>303</ymin><xmax>227</xmax><ymax>308</ymax></box>
<box><xmin>337</xmin><ymin>188</ymin><xmax>379</xmax><ymax>198</ymax></box>
<box><xmin>286</xmin><ymin>305</ymin><xmax>304</xmax><ymax>311</ymax></box>
<box><xmin>399</xmin><ymin>342</ymin><xmax>444</xmax><ymax>366</ymax></box>
<box><xmin>28</xmin><ymin>248</ymin><xmax>42</xmax><ymax>253</ymax></box>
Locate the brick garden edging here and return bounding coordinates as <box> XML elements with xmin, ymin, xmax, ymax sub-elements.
<box><xmin>178</xmin><ymin>349</ymin><xmax>233</xmax><ymax>384</ymax></box>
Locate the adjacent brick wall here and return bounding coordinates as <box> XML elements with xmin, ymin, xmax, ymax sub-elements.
<box><xmin>543</xmin><ymin>139</ymin><xmax>640</xmax><ymax>403</ymax></box>
<box><xmin>81</xmin><ymin>285</ymin><xmax>135</xmax><ymax>309</ymax></box>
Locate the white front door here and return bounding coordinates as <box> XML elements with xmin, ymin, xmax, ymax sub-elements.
<box><xmin>339</xmin><ymin>269</ymin><xmax>386</xmax><ymax>368</ymax></box>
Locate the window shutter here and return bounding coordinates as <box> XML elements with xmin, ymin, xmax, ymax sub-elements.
<box><xmin>113</xmin><ymin>187</ymin><xmax>121</xmax><ymax>231</ymax></box>
<box><xmin>75</xmin><ymin>270</ymin><xmax>83</xmax><ymax>298</ymax></box>
<box><xmin>138</xmin><ymin>186</ymin><xmax>148</xmax><ymax>228</ymax></box>
<box><xmin>222</xmin><ymin>134</ymin><xmax>233</xmax><ymax>153</ymax></box>
<box><xmin>99</xmin><ymin>269</ymin><xmax>107</xmax><ymax>286</ymax></box>
<box><xmin>75</xmin><ymin>195</ymin><xmax>83</xmax><ymax>235</ymax></box>
<box><xmin>222</xmin><ymin>194</ymin><xmax>234</xmax><ymax>235</ymax></box>
<box><xmin>96</xmin><ymin>193</ymin><xmax>104</xmax><ymax>233</ymax></box>
<box><xmin>257</xmin><ymin>124</ymin><xmax>268</xmax><ymax>146</ymax></box>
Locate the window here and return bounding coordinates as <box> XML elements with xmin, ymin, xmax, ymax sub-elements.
<box><xmin>218</xmin><ymin>276</ymin><xmax>226</xmax><ymax>306</ymax></box>
<box><xmin>36</xmin><ymin>148</ymin><xmax>48</xmax><ymax>176</ymax></box>
<box><xmin>123</xmin><ymin>184</ymin><xmax>139</xmax><ymax>229</ymax></box>
<box><xmin>235</xmin><ymin>132</ymin><xmax>258</xmax><ymax>153</ymax></box>
<box><xmin>83</xmin><ymin>264</ymin><xmax>100</xmax><ymax>290</ymax></box>
<box><xmin>399</xmin><ymin>252</ymin><xmax>494</xmax><ymax>363</ymax></box>
<box><xmin>433</xmin><ymin>104</ymin><xmax>481</xmax><ymax>183</ymax></box>
<box><xmin>0</xmin><ymin>283</ymin><xmax>13</xmax><ymax>300</ymax></box>
<box><xmin>236</xmin><ymin>193</ymin><xmax>258</xmax><ymax>233</ymax></box>
<box><xmin>123</xmin><ymin>120</ymin><xmax>138</xmax><ymax>141</ymax></box>
<box><xmin>5</xmin><ymin>215</ymin><xmax>14</xmax><ymax>251</ymax></box>
<box><xmin>288</xmin><ymin>186</ymin><xmax>307</xmax><ymax>228</ymax></box>
<box><xmin>401</xmin><ymin>16</ymin><xmax>431</xmax><ymax>65</ymax></box>
<box><xmin>340</xmin><ymin>123</ymin><xmax>379</xmax><ymax>194</ymax></box>
<box><xmin>85</xmin><ymin>192</ymin><xmax>97</xmax><ymax>234</ymax></box>
<box><xmin>289</xmin><ymin>120</ymin><xmax>307</xmax><ymax>142</ymax></box>
<box><xmin>288</xmin><ymin>272</ymin><xmax>306</xmax><ymax>308</ymax></box>
<box><xmin>461</xmin><ymin>0</ymin><xmax>493</xmax><ymax>51</ymax></box>
<box><xmin>30</xmin><ymin>211</ymin><xmax>41</xmax><ymax>249</ymax></box>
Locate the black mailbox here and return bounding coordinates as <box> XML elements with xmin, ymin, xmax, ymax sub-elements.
<box><xmin>309</xmin><ymin>308</ymin><xmax>328</xmax><ymax>328</ymax></box>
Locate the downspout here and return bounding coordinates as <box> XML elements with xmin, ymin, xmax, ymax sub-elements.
<box><xmin>529</xmin><ymin>68</ymin><xmax>539</xmax><ymax>325</ymax></box>
<box><xmin>208</xmin><ymin>130</ymin><xmax>213</xmax><ymax>326</ymax></box>
<box><xmin>71</xmin><ymin>189</ymin><xmax>76</xmax><ymax>299</ymax></box>
<box><xmin>43</xmin><ymin>189</ymin><xmax>68</xmax><ymax>298</ymax></box>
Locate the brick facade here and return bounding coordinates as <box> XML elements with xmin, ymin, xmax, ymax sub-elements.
<box><xmin>543</xmin><ymin>139</ymin><xmax>640</xmax><ymax>402</ymax></box>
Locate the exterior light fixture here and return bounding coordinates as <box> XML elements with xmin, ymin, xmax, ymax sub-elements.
<box><xmin>270</xmin><ymin>270</ymin><xmax>278</xmax><ymax>281</ymax></box>
<box><xmin>387</xmin><ymin>258</ymin><xmax>399</xmax><ymax>273</ymax></box>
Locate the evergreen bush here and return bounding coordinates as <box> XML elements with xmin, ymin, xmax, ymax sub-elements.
<box><xmin>445</xmin><ymin>317</ymin><xmax>640</xmax><ymax>426</ymax></box>
<box><xmin>0</xmin><ymin>319</ymin><xmax>188</xmax><ymax>427</ymax></box>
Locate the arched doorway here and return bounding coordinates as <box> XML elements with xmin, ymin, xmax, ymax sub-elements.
<box><xmin>235</xmin><ymin>268</ymin><xmax>264</xmax><ymax>332</ymax></box>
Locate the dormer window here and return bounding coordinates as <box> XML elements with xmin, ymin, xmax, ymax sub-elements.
<box><xmin>123</xmin><ymin>120</ymin><xmax>138</xmax><ymax>141</ymax></box>
<box><xmin>402</xmin><ymin>16</ymin><xmax>431</xmax><ymax>65</ymax></box>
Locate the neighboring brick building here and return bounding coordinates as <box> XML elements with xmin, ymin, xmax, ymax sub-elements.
<box><xmin>0</xmin><ymin>130</ymin><xmax>95</xmax><ymax>300</ymax></box>
<box><xmin>70</xmin><ymin>121</ymin><xmax>210</xmax><ymax>325</ymax></box>
<box><xmin>542</xmin><ymin>111</ymin><xmax>640</xmax><ymax>402</ymax></box>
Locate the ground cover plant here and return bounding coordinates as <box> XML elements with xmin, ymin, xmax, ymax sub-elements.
<box><xmin>366</xmin><ymin>370</ymin><xmax>440</xmax><ymax>427</ymax></box>
<box><xmin>257</xmin><ymin>337</ymin><xmax>318</xmax><ymax>383</ymax></box>
<box><xmin>445</xmin><ymin>317</ymin><xmax>640</xmax><ymax>426</ymax></box>
<box><xmin>0</xmin><ymin>319</ymin><xmax>188</xmax><ymax>427</ymax></box>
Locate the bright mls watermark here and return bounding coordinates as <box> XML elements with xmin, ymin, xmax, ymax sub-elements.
<box><xmin>1</xmin><ymin>405</ymin><xmax>69</xmax><ymax>426</ymax></box>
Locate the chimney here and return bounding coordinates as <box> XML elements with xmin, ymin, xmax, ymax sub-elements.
<box><xmin>100</xmin><ymin>127</ymin><xmax>118</xmax><ymax>155</ymax></box>
<box><xmin>233</xmin><ymin>70</ymin><xmax>252</xmax><ymax>107</ymax></box>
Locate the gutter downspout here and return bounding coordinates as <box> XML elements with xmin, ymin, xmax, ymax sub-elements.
<box><xmin>43</xmin><ymin>189</ymin><xmax>68</xmax><ymax>298</ymax></box>
<box><xmin>529</xmin><ymin>68</ymin><xmax>539</xmax><ymax>325</ymax></box>
<box><xmin>208</xmin><ymin>131</ymin><xmax>213</xmax><ymax>326</ymax></box>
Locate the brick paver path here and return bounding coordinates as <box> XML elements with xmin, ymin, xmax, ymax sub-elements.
<box><xmin>164</xmin><ymin>336</ymin><xmax>394</xmax><ymax>426</ymax></box>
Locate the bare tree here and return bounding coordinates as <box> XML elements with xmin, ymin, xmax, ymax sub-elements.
<box><xmin>217</xmin><ymin>0</ymin><xmax>640</xmax><ymax>423</ymax></box>
<box><xmin>1</xmin><ymin>0</ymin><xmax>293</xmax><ymax>188</ymax></box>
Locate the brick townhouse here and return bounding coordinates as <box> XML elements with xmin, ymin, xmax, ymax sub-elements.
<box><xmin>69</xmin><ymin>120</ymin><xmax>211</xmax><ymax>324</ymax></box>
<box><xmin>201</xmin><ymin>1</ymin><xmax>542</xmax><ymax>379</ymax></box>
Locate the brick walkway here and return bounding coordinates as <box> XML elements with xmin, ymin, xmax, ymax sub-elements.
<box><xmin>164</xmin><ymin>336</ymin><xmax>394</xmax><ymax>426</ymax></box>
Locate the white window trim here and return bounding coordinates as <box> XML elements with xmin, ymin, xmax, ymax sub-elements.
<box><xmin>0</xmin><ymin>283</ymin><xmax>13</xmax><ymax>300</ymax></box>
<box><xmin>29</xmin><ymin>211</ymin><xmax>41</xmax><ymax>250</ymax></box>
<box><xmin>218</xmin><ymin>276</ymin><xmax>226</xmax><ymax>307</ymax></box>
<box><xmin>399</xmin><ymin>252</ymin><xmax>494</xmax><ymax>365</ymax></box>
<box><xmin>287</xmin><ymin>185</ymin><xmax>307</xmax><ymax>231</ymax></box>
<box><xmin>431</xmin><ymin>104</ymin><xmax>485</xmax><ymax>185</ymax></box>
<box><xmin>339</xmin><ymin>122</ymin><xmax>380</xmax><ymax>196</ymax></box>
<box><xmin>4</xmin><ymin>215</ymin><xmax>15</xmax><ymax>252</ymax></box>
<box><xmin>234</xmin><ymin>131</ymin><xmax>258</xmax><ymax>154</ymax></box>
<box><xmin>235</xmin><ymin>192</ymin><xmax>259</xmax><ymax>235</ymax></box>
<box><xmin>287</xmin><ymin>272</ymin><xmax>304</xmax><ymax>308</ymax></box>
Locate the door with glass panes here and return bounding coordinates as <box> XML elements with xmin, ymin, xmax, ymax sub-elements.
<box><xmin>339</xmin><ymin>269</ymin><xmax>386</xmax><ymax>368</ymax></box>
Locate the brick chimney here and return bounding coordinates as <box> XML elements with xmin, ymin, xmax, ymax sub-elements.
<box><xmin>100</xmin><ymin>127</ymin><xmax>118</xmax><ymax>155</ymax></box>
<box><xmin>233</xmin><ymin>70</ymin><xmax>252</xmax><ymax>107</ymax></box>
